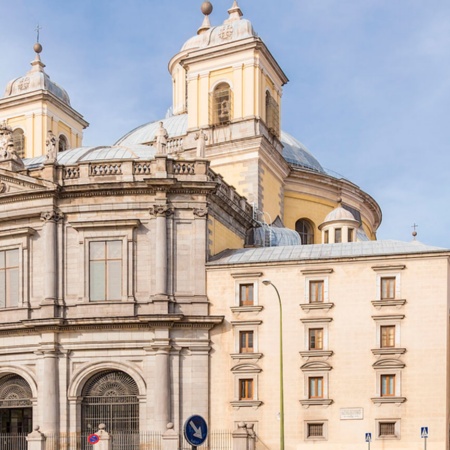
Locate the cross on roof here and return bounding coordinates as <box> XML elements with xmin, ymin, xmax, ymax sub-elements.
<box><xmin>35</xmin><ymin>24</ymin><xmax>42</xmax><ymax>43</ymax></box>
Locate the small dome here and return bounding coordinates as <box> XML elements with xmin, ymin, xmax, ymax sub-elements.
<box><xmin>323</xmin><ymin>206</ymin><xmax>356</xmax><ymax>223</ymax></box>
<box><xmin>3</xmin><ymin>46</ymin><xmax>71</xmax><ymax>106</ymax></box>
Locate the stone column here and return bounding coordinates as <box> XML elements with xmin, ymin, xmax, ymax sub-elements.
<box><xmin>152</xmin><ymin>340</ymin><xmax>171</xmax><ymax>432</ymax></box>
<box><xmin>150</xmin><ymin>205</ymin><xmax>172</xmax><ymax>298</ymax></box>
<box><xmin>41</xmin><ymin>349</ymin><xmax>59</xmax><ymax>435</ymax></box>
<box><xmin>40</xmin><ymin>210</ymin><xmax>63</xmax><ymax>302</ymax></box>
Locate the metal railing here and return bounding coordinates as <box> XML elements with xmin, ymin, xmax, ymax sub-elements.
<box><xmin>0</xmin><ymin>433</ymin><xmax>28</xmax><ymax>450</ymax></box>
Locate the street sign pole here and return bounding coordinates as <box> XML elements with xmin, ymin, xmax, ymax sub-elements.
<box><xmin>365</xmin><ymin>432</ymin><xmax>371</xmax><ymax>450</ymax></box>
<box><xmin>421</xmin><ymin>426</ymin><xmax>429</xmax><ymax>450</ymax></box>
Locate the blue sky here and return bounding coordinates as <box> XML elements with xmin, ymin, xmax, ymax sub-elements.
<box><xmin>1</xmin><ymin>0</ymin><xmax>450</xmax><ymax>247</ymax></box>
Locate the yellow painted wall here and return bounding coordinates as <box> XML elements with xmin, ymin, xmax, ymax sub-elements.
<box><xmin>208</xmin><ymin>216</ymin><xmax>244</xmax><ymax>256</ymax></box>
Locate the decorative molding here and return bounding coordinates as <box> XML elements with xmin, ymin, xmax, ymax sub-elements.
<box><xmin>149</xmin><ymin>205</ymin><xmax>174</xmax><ymax>217</ymax></box>
<box><xmin>193</xmin><ymin>208</ymin><xmax>208</xmax><ymax>218</ymax></box>
<box><xmin>231</xmin><ymin>272</ymin><xmax>263</xmax><ymax>279</ymax></box>
<box><xmin>301</xmin><ymin>268</ymin><xmax>334</xmax><ymax>275</ymax></box>
<box><xmin>301</xmin><ymin>361</ymin><xmax>332</xmax><ymax>372</ymax></box>
<box><xmin>231</xmin><ymin>320</ymin><xmax>262</xmax><ymax>326</ymax></box>
<box><xmin>300</xmin><ymin>399</ymin><xmax>333</xmax><ymax>407</ymax></box>
<box><xmin>372</xmin><ymin>299</ymin><xmax>407</xmax><ymax>309</ymax></box>
<box><xmin>230</xmin><ymin>400</ymin><xmax>263</xmax><ymax>409</ymax></box>
<box><xmin>371</xmin><ymin>396</ymin><xmax>406</xmax><ymax>405</ymax></box>
<box><xmin>230</xmin><ymin>353</ymin><xmax>263</xmax><ymax>361</ymax></box>
<box><xmin>0</xmin><ymin>227</ymin><xmax>35</xmax><ymax>239</ymax></box>
<box><xmin>40</xmin><ymin>210</ymin><xmax>64</xmax><ymax>223</ymax></box>
<box><xmin>372</xmin><ymin>265</ymin><xmax>406</xmax><ymax>272</ymax></box>
<box><xmin>300</xmin><ymin>318</ymin><xmax>333</xmax><ymax>324</ymax></box>
<box><xmin>371</xmin><ymin>315</ymin><xmax>405</xmax><ymax>321</ymax></box>
<box><xmin>300</xmin><ymin>303</ymin><xmax>334</xmax><ymax>312</ymax></box>
<box><xmin>371</xmin><ymin>348</ymin><xmax>406</xmax><ymax>356</ymax></box>
<box><xmin>299</xmin><ymin>350</ymin><xmax>334</xmax><ymax>359</ymax></box>
<box><xmin>70</xmin><ymin>219</ymin><xmax>141</xmax><ymax>230</ymax></box>
<box><xmin>372</xmin><ymin>359</ymin><xmax>405</xmax><ymax>369</ymax></box>
<box><xmin>230</xmin><ymin>306</ymin><xmax>263</xmax><ymax>314</ymax></box>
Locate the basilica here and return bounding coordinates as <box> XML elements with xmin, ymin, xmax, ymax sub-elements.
<box><xmin>0</xmin><ymin>2</ymin><xmax>449</xmax><ymax>450</ymax></box>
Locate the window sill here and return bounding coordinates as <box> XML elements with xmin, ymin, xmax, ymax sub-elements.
<box><xmin>371</xmin><ymin>299</ymin><xmax>406</xmax><ymax>309</ymax></box>
<box><xmin>306</xmin><ymin>436</ymin><xmax>327</xmax><ymax>441</ymax></box>
<box><xmin>371</xmin><ymin>348</ymin><xmax>406</xmax><ymax>356</ymax></box>
<box><xmin>300</xmin><ymin>303</ymin><xmax>334</xmax><ymax>312</ymax></box>
<box><xmin>371</xmin><ymin>397</ymin><xmax>406</xmax><ymax>405</ymax></box>
<box><xmin>230</xmin><ymin>353</ymin><xmax>263</xmax><ymax>360</ymax></box>
<box><xmin>230</xmin><ymin>400</ymin><xmax>262</xmax><ymax>410</ymax></box>
<box><xmin>231</xmin><ymin>306</ymin><xmax>263</xmax><ymax>313</ymax></box>
<box><xmin>300</xmin><ymin>399</ymin><xmax>333</xmax><ymax>408</ymax></box>
<box><xmin>299</xmin><ymin>350</ymin><xmax>333</xmax><ymax>359</ymax></box>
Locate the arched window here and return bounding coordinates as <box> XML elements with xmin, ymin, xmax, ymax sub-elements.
<box><xmin>58</xmin><ymin>134</ymin><xmax>68</xmax><ymax>152</ymax></box>
<box><xmin>12</xmin><ymin>128</ymin><xmax>25</xmax><ymax>158</ymax></box>
<box><xmin>210</xmin><ymin>83</ymin><xmax>232</xmax><ymax>125</ymax></box>
<box><xmin>265</xmin><ymin>91</ymin><xmax>280</xmax><ymax>137</ymax></box>
<box><xmin>295</xmin><ymin>219</ymin><xmax>315</xmax><ymax>245</ymax></box>
<box><xmin>81</xmin><ymin>370</ymin><xmax>139</xmax><ymax>439</ymax></box>
<box><xmin>0</xmin><ymin>374</ymin><xmax>33</xmax><ymax>435</ymax></box>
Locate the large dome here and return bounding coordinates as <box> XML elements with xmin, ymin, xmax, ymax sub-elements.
<box><xmin>115</xmin><ymin>114</ymin><xmax>325</xmax><ymax>174</ymax></box>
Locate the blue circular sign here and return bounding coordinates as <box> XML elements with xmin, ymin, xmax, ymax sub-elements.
<box><xmin>184</xmin><ymin>415</ymin><xmax>208</xmax><ymax>446</ymax></box>
<box><xmin>88</xmin><ymin>434</ymin><xmax>100</xmax><ymax>444</ymax></box>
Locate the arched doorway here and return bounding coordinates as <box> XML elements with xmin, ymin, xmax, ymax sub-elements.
<box><xmin>0</xmin><ymin>374</ymin><xmax>33</xmax><ymax>450</ymax></box>
<box><xmin>81</xmin><ymin>370</ymin><xmax>139</xmax><ymax>449</ymax></box>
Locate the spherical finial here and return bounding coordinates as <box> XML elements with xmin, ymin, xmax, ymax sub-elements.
<box><xmin>34</xmin><ymin>42</ymin><xmax>43</xmax><ymax>54</ymax></box>
<box><xmin>201</xmin><ymin>1</ymin><xmax>213</xmax><ymax>15</ymax></box>
<box><xmin>412</xmin><ymin>231</ymin><xmax>417</xmax><ymax>238</ymax></box>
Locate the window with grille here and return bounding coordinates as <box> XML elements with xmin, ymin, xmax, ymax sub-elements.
<box><xmin>0</xmin><ymin>249</ymin><xmax>19</xmax><ymax>308</ymax></box>
<box><xmin>210</xmin><ymin>83</ymin><xmax>232</xmax><ymax>125</ymax></box>
<box><xmin>307</xmin><ymin>423</ymin><xmax>324</xmax><ymax>438</ymax></box>
<box><xmin>89</xmin><ymin>241</ymin><xmax>122</xmax><ymax>301</ymax></box>
<box><xmin>265</xmin><ymin>91</ymin><xmax>280</xmax><ymax>137</ymax></box>
<box><xmin>381</xmin><ymin>277</ymin><xmax>396</xmax><ymax>300</ymax></box>
<box><xmin>239</xmin><ymin>283</ymin><xmax>254</xmax><ymax>306</ymax></box>
<box><xmin>381</xmin><ymin>326</ymin><xmax>395</xmax><ymax>348</ymax></box>
<box><xmin>308</xmin><ymin>377</ymin><xmax>323</xmax><ymax>398</ymax></box>
<box><xmin>295</xmin><ymin>219</ymin><xmax>314</xmax><ymax>245</ymax></box>
<box><xmin>12</xmin><ymin>128</ymin><xmax>25</xmax><ymax>158</ymax></box>
<box><xmin>379</xmin><ymin>422</ymin><xmax>396</xmax><ymax>437</ymax></box>
<box><xmin>239</xmin><ymin>379</ymin><xmax>253</xmax><ymax>400</ymax></box>
<box><xmin>381</xmin><ymin>374</ymin><xmax>395</xmax><ymax>396</ymax></box>
<box><xmin>309</xmin><ymin>280</ymin><xmax>324</xmax><ymax>303</ymax></box>
<box><xmin>239</xmin><ymin>331</ymin><xmax>254</xmax><ymax>353</ymax></box>
<box><xmin>309</xmin><ymin>328</ymin><xmax>323</xmax><ymax>350</ymax></box>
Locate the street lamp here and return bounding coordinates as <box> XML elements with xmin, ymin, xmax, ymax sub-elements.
<box><xmin>262</xmin><ymin>279</ymin><xmax>285</xmax><ymax>450</ymax></box>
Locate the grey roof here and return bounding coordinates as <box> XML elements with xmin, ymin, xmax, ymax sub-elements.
<box><xmin>115</xmin><ymin>113</ymin><xmax>325</xmax><ymax>173</ymax></box>
<box><xmin>24</xmin><ymin>144</ymin><xmax>154</xmax><ymax>169</ymax></box>
<box><xmin>208</xmin><ymin>240</ymin><xmax>449</xmax><ymax>266</ymax></box>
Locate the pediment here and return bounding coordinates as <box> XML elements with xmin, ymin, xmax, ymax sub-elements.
<box><xmin>0</xmin><ymin>171</ymin><xmax>54</xmax><ymax>196</ymax></box>
<box><xmin>301</xmin><ymin>361</ymin><xmax>332</xmax><ymax>372</ymax></box>
<box><xmin>372</xmin><ymin>358</ymin><xmax>405</xmax><ymax>369</ymax></box>
<box><xmin>231</xmin><ymin>363</ymin><xmax>261</xmax><ymax>373</ymax></box>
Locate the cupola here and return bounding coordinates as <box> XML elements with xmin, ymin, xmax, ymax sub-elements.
<box><xmin>0</xmin><ymin>41</ymin><xmax>88</xmax><ymax>158</ymax></box>
<box><xmin>319</xmin><ymin>206</ymin><xmax>360</xmax><ymax>244</ymax></box>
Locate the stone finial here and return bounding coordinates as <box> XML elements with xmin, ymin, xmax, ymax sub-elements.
<box><xmin>227</xmin><ymin>0</ymin><xmax>243</xmax><ymax>21</ymax></box>
<box><xmin>198</xmin><ymin>1</ymin><xmax>213</xmax><ymax>34</ymax></box>
<box><xmin>155</xmin><ymin>122</ymin><xmax>169</xmax><ymax>156</ymax></box>
<box><xmin>194</xmin><ymin>128</ymin><xmax>208</xmax><ymax>158</ymax></box>
<box><xmin>45</xmin><ymin>130</ymin><xmax>58</xmax><ymax>164</ymax></box>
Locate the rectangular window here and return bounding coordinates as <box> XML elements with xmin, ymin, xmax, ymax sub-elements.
<box><xmin>309</xmin><ymin>328</ymin><xmax>323</xmax><ymax>350</ymax></box>
<box><xmin>309</xmin><ymin>280</ymin><xmax>324</xmax><ymax>303</ymax></box>
<box><xmin>381</xmin><ymin>375</ymin><xmax>395</xmax><ymax>396</ymax></box>
<box><xmin>381</xmin><ymin>326</ymin><xmax>395</xmax><ymax>348</ymax></box>
<box><xmin>379</xmin><ymin>422</ymin><xmax>396</xmax><ymax>437</ymax></box>
<box><xmin>239</xmin><ymin>331</ymin><xmax>254</xmax><ymax>353</ymax></box>
<box><xmin>309</xmin><ymin>377</ymin><xmax>323</xmax><ymax>399</ymax></box>
<box><xmin>307</xmin><ymin>423</ymin><xmax>324</xmax><ymax>438</ymax></box>
<box><xmin>0</xmin><ymin>249</ymin><xmax>19</xmax><ymax>308</ymax></box>
<box><xmin>239</xmin><ymin>283</ymin><xmax>254</xmax><ymax>306</ymax></box>
<box><xmin>239</xmin><ymin>379</ymin><xmax>253</xmax><ymax>400</ymax></box>
<box><xmin>335</xmin><ymin>228</ymin><xmax>342</xmax><ymax>243</ymax></box>
<box><xmin>324</xmin><ymin>230</ymin><xmax>329</xmax><ymax>244</ymax></box>
<box><xmin>381</xmin><ymin>277</ymin><xmax>396</xmax><ymax>300</ymax></box>
<box><xmin>89</xmin><ymin>240</ymin><xmax>122</xmax><ymax>301</ymax></box>
<box><xmin>347</xmin><ymin>228</ymin><xmax>353</xmax><ymax>242</ymax></box>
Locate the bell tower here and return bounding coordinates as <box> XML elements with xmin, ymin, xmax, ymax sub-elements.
<box><xmin>168</xmin><ymin>1</ymin><xmax>289</xmax><ymax>220</ymax></box>
<box><xmin>0</xmin><ymin>41</ymin><xmax>88</xmax><ymax>158</ymax></box>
